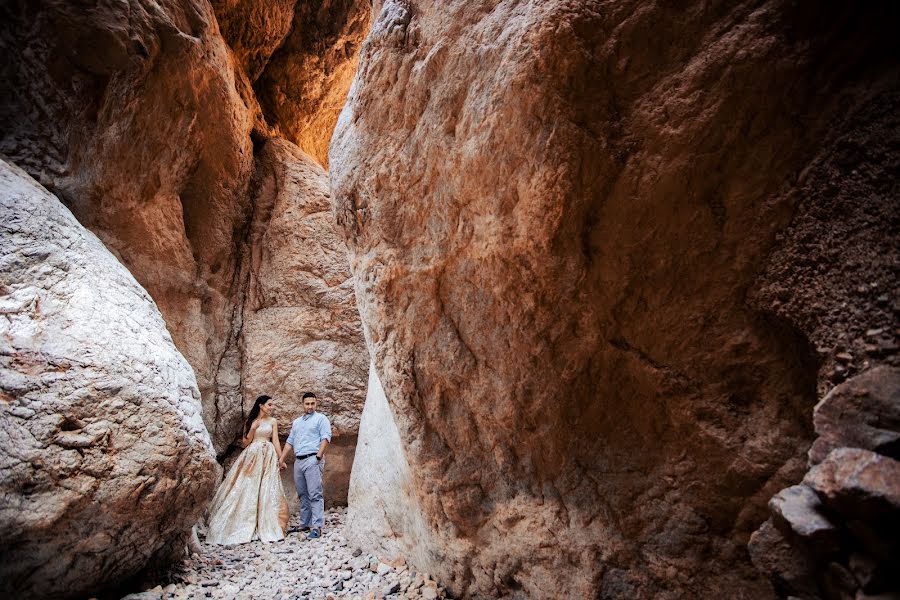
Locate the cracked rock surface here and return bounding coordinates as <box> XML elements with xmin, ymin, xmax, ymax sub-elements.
<box><xmin>0</xmin><ymin>160</ymin><xmax>218</xmax><ymax>599</ymax></box>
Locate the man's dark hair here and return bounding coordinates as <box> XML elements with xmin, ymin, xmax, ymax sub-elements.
<box><xmin>302</xmin><ymin>392</ymin><xmax>317</xmax><ymax>400</ymax></box>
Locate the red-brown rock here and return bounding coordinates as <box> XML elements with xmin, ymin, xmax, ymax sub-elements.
<box><xmin>209</xmin><ymin>0</ymin><xmax>297</xmax><ymax>82</ymax></box>
<box><xmin>748</xmin><ymin>519</ymin><xmax>819</xmax><ymax>599</ymax></box>
<box><xmin>804</xmin><ymin>448</ymin><xmax>900</xmax><ymax>527</ymax></box>
<box><xmin>331</xmin><ymin>1</ymin><xmax>899</xmax><ymax>597</ymax></box>
<box><xmin>254</xmin><ymin>0</ymin><xmax>371</xmax><ymax>166</ymax></box>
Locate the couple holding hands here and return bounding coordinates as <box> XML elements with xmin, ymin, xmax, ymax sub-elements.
<box><xmin>205</xmin><ymin>393</ymin><xmax>332</xmax><ymax>545</ymax></box>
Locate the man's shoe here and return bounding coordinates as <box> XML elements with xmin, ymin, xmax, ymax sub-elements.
<box><xmin>286</xmin><ymin>526</ymin><xmax>310</xmax><ymax>534</ymax></box>
<box><xmin>306</xmin><ymin>528</ymin><xmax>321</xmax><ymax>540</ymax></box>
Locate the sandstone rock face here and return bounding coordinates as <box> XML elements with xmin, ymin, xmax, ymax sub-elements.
<box><xmin>331</xmin><ymin>1</ymin><xmax>898</xmax><ymax>597</ymax></box>
<box><xmin>210</xmin><ymin>0</ymin><xmax>297</xmax><ymax>82</ymax></box>
<box><xmin>241</xmin><ymin>138</ymin><xmax>368</xmax><ymax>504</ymax></box>
<box><xmin>0</xmin><ymin>0</ymin><xmax>371</xmax><ymax>458</ymax></box>
<box><xmin>0</xmin><ymin>0</ymin><xmax>258</xmax><ymax>453</ymax></box>
<box><xmin>255</xmin><ymin>0</ymin><xmax>372</xmax><ymax>166</ymax></box>
<box><xmin>244</xmin><ymin>138</ymin><xmax>367</xmax><ymax>437</ymax></box>
<box><xmin>0</xmin><ymin>160</ymin><xmax>217</xmax><ymax>599</ymax></box>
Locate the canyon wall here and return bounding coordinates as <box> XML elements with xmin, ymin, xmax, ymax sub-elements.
<box><xmin>332</xmin><ymin>1</ymin><xmax>899</xmax><ymax>598</ymax></box>
<box><xmin>254</xmin><ymin>0</ymin><xmax>372</xmax><ymax>168</ymax></box>
<box><xmin>0</xmin><ymin>4</ymin><xmax>370</xmax><ymax>595</ymax></box>
<box><xmin>0</xmin><ymin>160</ymin><xmax>218</xmax><ymax>599</ymax></box>
<box><xmin>0</xmin><ymin>0</ymin><xmax>370</xmax><ymax>459</ymax></box>
<box><xmin>244</xmin><ymin>138</ymin><xmax>367</xmax><ymax>505</ymax></box>
<box><xmin>0</xmin><ymin>0</ymin><xmax>259</xmax><ymax>452</ymax></box>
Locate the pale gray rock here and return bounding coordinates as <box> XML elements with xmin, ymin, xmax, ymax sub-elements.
<box><xmin>769</xmin><ymin>485</ymin><xmax>839</xmax><ymax>554</ymax></box>
<box><xmin>346</xmin><ymin>363</ymin><xmax>431</xmax><ymax>565</ymax></box>
<box><xmin>0</xmin><ymin>160</ymin><xmax>218</xmax><ymax>599</ymax></box>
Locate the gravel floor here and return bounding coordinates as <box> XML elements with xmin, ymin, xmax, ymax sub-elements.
<box><xmin>119</xmin><ymin>508</ymin><xmax>449</xmax><ymax>600</ymax></box>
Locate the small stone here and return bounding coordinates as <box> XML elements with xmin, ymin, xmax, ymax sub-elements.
<box><xmin>377</xmin><ymin>562</ymin><xmax>392</xmax><ymax>576</ymax></box>
<box><xmin>821</xmin><ymin>562</ymin><xmax>858</xmax><ymax>599</ymax></box>
<box><xmin>768</xmin><ymin>484</ymin><xmax>840</xmax><ymax>554</ymax></box>
<box><xmin>352</xmin><ymin>548</ymin><xmax>363</xmax><ymax>557</ymax></box>
<box><xmin>384</xmin><ymin>581</ymin><xmax>401</xmax><ymax>595</ymax></box>
<box><xmin>421</xmin><ymin>587</ymin><xmax>438</xmax><ymax>600</ymax></box>
<box><xmin>804</xmin><ymin>447</ymin><xmax>900</xmax><ymax>522</ymax></box>
<box><xmin>200</xmin><ymin>581</ymin><xmax>219</xmax><ymax>588</ymax></box>
<box><xmin>836</xmin><ymin>352</ymin><xmax>854</xmax><ymax>363</ymax></box>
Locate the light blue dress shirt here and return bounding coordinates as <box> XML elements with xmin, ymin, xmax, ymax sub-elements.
<box><xmin>286</xmin><ymin>411</ymin><xmax>332</xmax><ymax>456</ymax></box>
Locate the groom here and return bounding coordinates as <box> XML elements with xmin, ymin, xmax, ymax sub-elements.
<box><xmin>279</xmin><ymin>392</ymin><xmax>332</xmax><ymax>539</ymax></box>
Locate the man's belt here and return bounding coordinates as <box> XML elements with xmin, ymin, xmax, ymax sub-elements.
<box><xmin>297</xmin><ymin>453</ymin><xmax>318</xmax><ymax>460</ymax></box>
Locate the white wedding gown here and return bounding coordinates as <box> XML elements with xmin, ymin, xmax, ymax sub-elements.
<box><xmin>205</xmin><ymin>417</ymin><xmax>289</xmax><ymax>545</ymax></box>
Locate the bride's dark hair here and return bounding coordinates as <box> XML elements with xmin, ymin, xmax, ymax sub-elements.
<box><xmin>244</xmin><ymin>395</ymin><xmax>272</xmax><ymax>437</ymax></box>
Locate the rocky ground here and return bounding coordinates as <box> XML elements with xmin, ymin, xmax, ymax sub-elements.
<box><xmin>118</xmin><ymin>508</ymin><xmax>449</xmax><ymax>600</ymax></box>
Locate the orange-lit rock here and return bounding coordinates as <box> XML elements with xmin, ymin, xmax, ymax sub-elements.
<box><xmin>0</xmin><ymin>0</ymin><xmax>257</xmax><ymax>453</ymax></box>
<box><xmin>255</xmin><ymin>0</ymin><xmax>371</xmax><ymax>167</ymax></box>
<box><xmin>332</xmin><ymin>1</ymin><xmax>899</xmax><ymax>597</ymax></box>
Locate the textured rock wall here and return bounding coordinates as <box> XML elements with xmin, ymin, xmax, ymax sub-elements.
<box><xmin>0</xmin><ymin>0</ymin><xmax>259</xmax><ymax>453</ymax></box>
<box><xmin>332</xmin><ymin>1</ymin><xmax>899</xmax><ymax>597</ymax></box>
<box><xmin>0</xmin><ymin>0</ymin><xmax>371</xmax><ymax>456</ymax></box>
<box><xmin>242</xmin><ymin>138</ymin><xmax>367</xmax><ymax>504</ymax></box>
<box><xmin>0</xmin><ymin>160</ymin><xmax>218</xmax><ymax>599</ymax></box>
<box><xmin>255</xmin><ymin>0</ymin><xmax>372</xmax><ymax>167</ymax></box>
<box><xmin>209</xmin><ymin>0</ymin><xmax>297</xmax><ymax>82</ymax></box>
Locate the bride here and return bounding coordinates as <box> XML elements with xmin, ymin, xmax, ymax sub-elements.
<box><xmin>205</xmin><ymin>395</ymin><xmax>289</xmax><ymax>545</ymax></box>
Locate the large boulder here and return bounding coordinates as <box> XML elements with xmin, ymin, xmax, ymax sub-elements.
<box><xmin>331</xmin><ymin>1</ymin><xmax>898</xmax><ymax>597</ymax></box>
<box><xmin>242</xmin><ymin>138</ymin><xmax>367</xmax><ymax>505</ymax></box>
<box><xmin>0</xmin><ymin>160</ymin><xmax>217</xmax><ymax>599</ymax></box>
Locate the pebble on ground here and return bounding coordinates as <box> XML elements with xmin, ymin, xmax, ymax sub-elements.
<box><xmin>114</xmin><ymin>508</ymin><xmax>449</xmax><ymax>600</ymax></box>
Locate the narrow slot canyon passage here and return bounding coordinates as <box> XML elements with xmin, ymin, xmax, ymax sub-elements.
<box><xmin>1</xmin><ymin>2</ymin><xmax>899</xmax><ymax>600</ymax></box>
